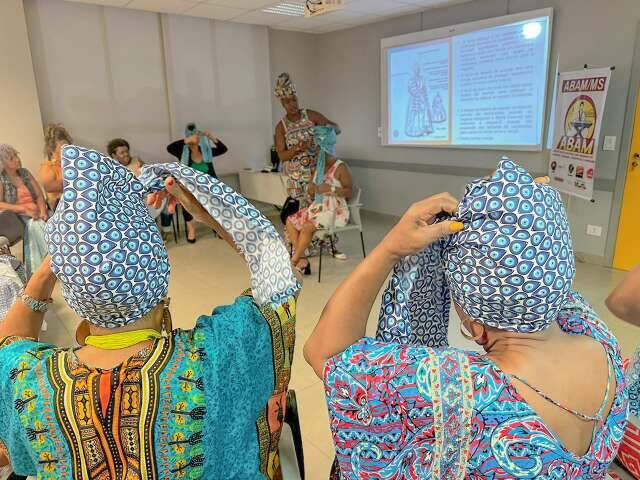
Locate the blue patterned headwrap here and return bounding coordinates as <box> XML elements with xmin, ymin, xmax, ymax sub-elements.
<box><xmin>181</xmin><ymin>123</ymin><xmax>213</xmax><ymax>166</ymax></box>
<box><xmin>138</xmin><ymin>163</ymin><xmax>300</xmax><ymax>308</ymax></box>
<box><xmin>377</xmin><ymin>158</ymin><xmax>575</xmax><ymax>346</ymax></box>
<box><xmin>46</xmin><ymin>146</ymin><xmax>300</xmax><ymax>329</ymax></box>
<box><xmin>312</xmin><ymin>126</ymin><xmax>337</xmax><ymax>203</ymax></box>
<box><xmin>46</xmin><ymin>146</ymin><xmax>170</xmax><ymax>328</ymax></box>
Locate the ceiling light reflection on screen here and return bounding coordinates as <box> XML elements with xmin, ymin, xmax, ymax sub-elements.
<box><xmin>522</xmin><ymin>21</ymin><xmax>543</xmax><ymax>39</ymax></box>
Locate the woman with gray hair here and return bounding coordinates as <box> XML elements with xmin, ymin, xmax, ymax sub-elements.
<box><xmin>0</xmin><ymin>144</ymin><xmax>49</xmax><ymax>278</ymax></box>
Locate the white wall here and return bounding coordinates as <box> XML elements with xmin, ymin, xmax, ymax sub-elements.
<box><xmin>0</xmin><ymin>0</ymin><xmax>43</xmax><ymax>173</ymax></box>
<box><xmin>271</xmin><ymin>0</ymin><xmax>640</xmax><ymax>263</ymax></box>
<box><xmin>269</xmin><ymin>29</ymin><xmax>320</xmax><ymax>130</ymax></box>
<box><xmin>23</xmin><ymin>0</ymin><xmax>273</xmax><ymax>175</ymax></box>
<box><xmin>162</xmin><ymin>15</ymin><xmax>273</xmax><ymax>174</ymax></box>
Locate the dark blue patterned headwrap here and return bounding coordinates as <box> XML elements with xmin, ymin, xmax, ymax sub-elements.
<box><xmin>377</xmin><ymin>159</ymin><xmax>575</xmax><ymax>346</ymax></box>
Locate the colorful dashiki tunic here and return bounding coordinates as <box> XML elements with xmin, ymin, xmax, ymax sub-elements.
<box><xmin>0</xmin><ymin>291</ymin><xmax>296</xmax><ymax>480</ymax></box>
<box><xmin>324</xmin><ymin>293</ymin><xmax>628</xmax><ymax>479</ymax></box>
<box><xmin>281</xmin><ymin>109</ymin><xmax>317</xmax><ymax>209</ymax></box>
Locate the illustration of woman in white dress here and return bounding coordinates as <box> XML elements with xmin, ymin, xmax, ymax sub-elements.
<box><xmin>432</xmin><ymin>92</ymin><xmax>447</xmax><ymax>123</ymax></box>
<box><xmin>405</xmin><ymin>63</ymin><xmax>433</xmax><ymax>137</ymax></box>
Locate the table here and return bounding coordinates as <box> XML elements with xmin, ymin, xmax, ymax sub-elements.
<box><xmin>238</xmin><ymin>170</ymin><xmax>288</xmax><ymax>207</ymax></box>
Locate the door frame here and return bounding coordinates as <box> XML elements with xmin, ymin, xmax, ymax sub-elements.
<box><xmin>606</xmin><ymin>20</ymin><xmax>640</xmax><ymax>266</ymax></box>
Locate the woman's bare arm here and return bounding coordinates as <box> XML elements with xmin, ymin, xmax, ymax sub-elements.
<box><xmin>303</xmin><ymin>194</ymin><xmax>461</xmax><ymax>377</ymax></box>
<box><xmin>606</xmin><ymin>264</ymin><xmax>640</xmax><ymax>325</ymax></box>
<box><xmin>333</xmin><ymin>163</ymin><xmax>353</xmax><ymax>199</ymax></box>
<box><xmin>308</xmin><ymin>110</ymin><xmax>341</xmax><ymax>134</ymax></box>
<box><xmin>0</xmin><ymin>256</ymin><xmax>56</xmax><ymax>339</ymax></box>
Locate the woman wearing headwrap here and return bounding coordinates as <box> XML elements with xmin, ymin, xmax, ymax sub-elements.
<box><xmin>0</xmin><ymin>145</ymin><xmax>299</xmax><ymax>479</ymax></box>
<box><xmin>166</xmin><ymin>122</ymin><xmax>228</xmax><ymax>243</ymax></box>
<box><xmin>0</xmin><ymin>145</ymin><xmax>49</xmax><ymax>278</ymax></box>
<box><xmin>274</xmin><ymin>73</ymin><xmax>340</xmax><ymax>210</ymax></box>
<box><xmin>606</xmin><ymin>266</ymin><xmax>640</xmax><ymax>478</ymax></box>
<box><xmin>286</xmin><ymin>126</ymin><xmax>353</xmax><ymax>275</ymax></box>
<box><xmin>305</xmin><ymin>159</ymin><xmax>628</xmax><ymax>478</ymax></box>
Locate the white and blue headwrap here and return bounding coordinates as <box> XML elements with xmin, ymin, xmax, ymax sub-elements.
<box><xmin>138</xmin><ymin>163</ymin><xmax>300</xmax><ymax>308</ymax></box>
<box><xmin>377</xmin><ymin>159</ymin><xmax>575</xmax><ymax>346</ymax></box>
<box><xmin>46</xmin><ymin>145</ymin><xmax>299</xmax><ymax>328</ymax></box>
<box><xmin>46</xmin><ymin>146</ymin><xmax>170</xmax><ymax>328</ymax></box>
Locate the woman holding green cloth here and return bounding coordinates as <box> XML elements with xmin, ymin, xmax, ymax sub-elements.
<box><xmin>167</xmin><ymin>122</ymin><xmax>228</xmax><ymax>243</ymax></box>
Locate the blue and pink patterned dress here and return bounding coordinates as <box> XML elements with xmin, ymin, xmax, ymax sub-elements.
<box><xmin>324</xmin><ymin>293</ymin><xmax>628</xmax><ymax>479</ymax></box>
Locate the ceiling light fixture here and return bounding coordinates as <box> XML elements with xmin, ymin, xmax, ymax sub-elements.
<box><xmin>262</xmin><ymin>2</ymin><xmax>306</xmax><ymax>16</ymax></box>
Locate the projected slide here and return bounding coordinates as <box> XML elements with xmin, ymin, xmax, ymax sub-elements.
<box><xmin>389</xmin><ymin>40</ymin><xmax>450</xmax><ymax>144</ymax></box>
<box><xmin>385</xmin><ymin>13</ymin><xmax>551</xmax><ymax>149</ymax></box>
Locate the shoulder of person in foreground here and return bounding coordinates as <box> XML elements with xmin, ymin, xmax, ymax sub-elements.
<box><xmin>606</xmin><ymin>264</ymin><xmax>640</xmax><ymax>326</ymax></box>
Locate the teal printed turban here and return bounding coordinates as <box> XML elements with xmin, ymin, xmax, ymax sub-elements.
<box><xmin>312</xmin><ymin>126</ymin><xmax>337</xmax><ymax>203</ymax></box>
<box><xmin>377</xmin><ymin>158</ymin><xmax>575</xmax><ymax>346</ymax></box>
<box><xmin>46</xmin><ymin>146</ymin><xmax>170</xmax><ymax>328</ymax></box>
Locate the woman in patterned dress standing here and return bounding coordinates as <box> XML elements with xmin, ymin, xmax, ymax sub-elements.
<box><xmin>274</xmin><ymin>73</ymin><xmax>346</xmax><ymax>260</ymax></box>
<box><xmin>274</xmin><ymin>72</ymin><xmax>340</xmax><ymax>211</ymax></box>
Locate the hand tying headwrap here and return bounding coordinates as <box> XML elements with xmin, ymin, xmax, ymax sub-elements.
<box><xmin>312</xmin><ymin>126</ymin><xmax>337</xmax><ymax>203</ymax></box>
<box><xmin>377</xmin><ymin>158</ymin><xmax>575</xmax><ymax>346</ymax></box>
<box><xmin>274</xmin><ymin>72</ymin><xmax>297</xmax><ymax>98</ymax></box>
<box><xmin>46</xmin><ymin>146</ymin><xmax>170</xmax><ymax>328</ymax></box>
<box><xmin>47</xmin><ymin>146</ymin><xmax>299</xmax><ymax>328</ymax></box>
<box><xmin>181</xmin><ymin>122</ymin><xmax>213</xmax><ymax>166</ymax></box>
<box><xmin>138</xmin><ymin>163</ymin><xmax>300</xmax><ymax>308</ymax></box>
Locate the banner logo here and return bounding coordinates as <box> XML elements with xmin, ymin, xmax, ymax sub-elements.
<box><xmin>556</xmin><ymin>95</ymin><xmax>597</xmax><ymax>154</ymax></box>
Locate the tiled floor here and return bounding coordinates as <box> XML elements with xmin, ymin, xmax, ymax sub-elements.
<box><xmin>31</xmin><ymin>210</ymin><xmax>640</xmax><ymax>480</ymax></box>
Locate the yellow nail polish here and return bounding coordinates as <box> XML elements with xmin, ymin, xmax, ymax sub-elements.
<box><xmin>451</xmin><ymin>221</ymin><xmax>464</xmax><ymax>232</ymax></box>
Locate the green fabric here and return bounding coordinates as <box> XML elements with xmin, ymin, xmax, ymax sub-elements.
<box><xmin>191</xmin><ymin>161</ymin><xmax>210</xmax><ymax>174</ymax></box>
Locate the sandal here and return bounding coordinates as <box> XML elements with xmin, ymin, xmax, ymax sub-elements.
<box><xmin>295</xmin><ymin>259</ymin><xmax>311</xmax><ymax>276</ymax></box>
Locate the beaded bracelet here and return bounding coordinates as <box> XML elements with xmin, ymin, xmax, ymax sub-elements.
<box><xmin>18</xmin><ymin>288</ymin><xmax>53</xmax><ymax>313</ymax></box>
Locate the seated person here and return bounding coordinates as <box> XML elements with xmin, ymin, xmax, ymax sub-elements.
<box><xmin>286</xmin><ymin>126</ymin><xmax>352</xmax><ymax>275</ymax></box>
<box><xmin>167</xmin><ymin>122</ymin><xmax>228</xmax><ymax>243</ymax></box>
<box><xmin>107</xmin><ymin>137</ymin><xmax>144</xmax><ymax>176</ymax></box>
<box><xmin>107</xmin><ymin>138</ymin><xmax>166</xmax><ymax>219</ymax></box>
<box><xmin>0</xmin><ymin>145</ymin><xmax>49</xmax><ymax>278</ymax></box>
<box><xmin>38</xmin><ymin>123</ymin><xmax>72</xmax><ymax>210</ymax></box>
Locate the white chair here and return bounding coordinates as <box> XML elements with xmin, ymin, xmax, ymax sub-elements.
<box><xmin>315</xmin><ymin>187</ymin><xmax>366</xmax><ymax>282</ymax></box>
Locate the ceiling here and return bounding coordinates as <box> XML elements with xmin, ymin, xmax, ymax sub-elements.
<box><xmin>64</xmin><ymin>0</ymin><xmax>474</xmax><ymax>33</ymax></box>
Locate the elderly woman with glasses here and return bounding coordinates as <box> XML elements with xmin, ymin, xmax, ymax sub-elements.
<box><xmin>0</xmin><ymin>144</ymin><xmax>49</xmax><ymax>278</ymax></box>
<box><xmin>305</xmin><ymin>159</ymin><xmax>628</xmax><ymax>479</ymax></box>
<box><xmin>0</xmin><ymin>145</ymin><xmax>300</xmax><ymax>479</ymax></box>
